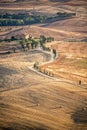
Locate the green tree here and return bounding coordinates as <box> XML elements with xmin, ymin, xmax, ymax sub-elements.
<box><xmin>47</xmin><ymin>37</ymin><xmax>54</xmax><ymax>42</ymax></box>
<box><xmin>26</xmin><ymin>42</ymin><xmax>30</xmax><ymax>50</ymax></box>
<box><xmin>40</xmin><ymin>35</ymin><xmax>46</xmax><ymax>43</ymax></box>
<box><xmin>53</xmin><ymin>49</ymin><xmax>56</xmax><ymax>59</ymax></box>
<box><xmin>40</xmin><ymin>35</ymin><xmax>46</xmax><ymax>47</ymax></box>
<box><xmin>20</xmin><ymin>40</ymin><xmax>25</xmax><ymax>51</ymax></box>
<box><xmin>32</xmin><ymin>39</ymin><xmax>39</xmax><ymax>48</ymax></box>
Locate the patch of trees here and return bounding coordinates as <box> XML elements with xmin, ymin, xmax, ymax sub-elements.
<box><xmin>39</xmin><ymin>35</ymin><xmax>54</xmax><ymax>51</ymax></box>
<box><xmin>0</xmin><ymin>11</ymin><xmax>75</xmax><ymax>26</ymax></box>
<box><xmin>0</xmin><ymin>19</ymin><xmax>23</xmax><ymax>26</ymax></box>
<box><xmin>19</xmin><ymin>36</ymin><xmax>40</xmax><ymax>51</ymax></box>
<box><xmin>56</xmin><ymin>12</ymin><xmax>76</xmax><ymax>17</ymax></box>
<box><xmin>0</xmin><ymin>13</ymin><xmax>49</xmax><ymax>26</ymax></box>
<box><xmin>19</xmin><ymin>35</ymin><xmax>54</xmax><ymax>51</ymax></box>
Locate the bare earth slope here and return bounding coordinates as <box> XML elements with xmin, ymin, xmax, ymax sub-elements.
<box><xmin>0</xmin><ymin>51</ymin><xmax>87</xmax><ymax>130</ymax></box>
<box><xmin>0</xmin><ymin>0</ymin><xmax>87</xmax><ymax>41</ymax></box>
<box><xmin>40</xmin><ymin>42</ymin><xmax>87</xmax><ymax>83</ymax></box>
<box><xmin>0</xmin><ymin>0</ymin><xmax>87</xmax><ymax>130</ymax></box>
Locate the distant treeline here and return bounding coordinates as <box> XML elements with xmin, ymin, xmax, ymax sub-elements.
<box><xmin>0</xmin><ymin>13</ymin><xmax>47</xmax><ymax>26</ymax></box>
<box><xmin>0</xmin><ymin>12</ymin><xmax>75</xmax><ymax>26</ymax></box>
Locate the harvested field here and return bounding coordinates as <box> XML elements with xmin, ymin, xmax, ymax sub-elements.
<box><xmin>0</xmin><ymin>0</ymin><xmax>87</xmax><ymax>129</ymax></box>
<box><xmin>40</xmin><ymin>42</ymin><xmax>87</xmax><ymax>84</ymax></box>
<box><xmin>0</xmin><ymin>0</ymin><xmax>87</xmax><ymax>41</ymax></box>
<box><xmin>0</xmin><ymin>47</ymin><xmax>87</xmax><ymax>130</ymax></box>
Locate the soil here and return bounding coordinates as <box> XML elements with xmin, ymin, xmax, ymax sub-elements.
<box><xmin>0</xmin><ymin>1</ymin><xmax>87</xmax><ymax>129</ymax></box>
<box><xmin>0</xmin><ymin>45</ymin><xmax>87</xmax><ymax>130</ymax></box>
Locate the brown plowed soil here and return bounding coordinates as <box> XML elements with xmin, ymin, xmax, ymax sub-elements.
<box><xmin>0</xmin><ymin>48</ymin><xmax>87</xmax><ymax>130</ymax></box>
<box><xmin>40</xmin><ymin>42</ymin><xmax>87</xmax><ymax>83</ymax></box>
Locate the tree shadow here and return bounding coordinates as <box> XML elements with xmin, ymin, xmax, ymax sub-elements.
<box><xmin>50</xmin><ymin>0</ymin><xmax>71</xmax><ymax>2</ymax></box>
<box><xmin>0</xmin><ymin>65</ymin><xmax>17</xmax><ymax>76</ymax></box>
<box><xmin>0</xmin><ymin>65</ymin><xmax>17</xmax><ymax>88</ymax></box>
<box><xmin>72</xmin><ymin>108</ymin><xmax>87</xmax><ymax>124</ymax></box>
<box><xmin>1</xmin><ymin>125</ymin><xmax>48</xmax><ymax>130</ymax></box>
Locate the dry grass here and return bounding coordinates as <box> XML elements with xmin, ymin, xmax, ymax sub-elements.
<box><xmin>0</xmin><ymin>1</ymin><xmax>87</xmax><ymax>129</ymax></box>
<box><xmin>0</xmin><ymin>0</ymin><xmax>87</xmax><ymax>41</ymax></box>
<box><xmin>40</xmin><ymin>42</ymin><xmax>87</xmax><ymax>83</ymax></box>
<box><xmin>0</xmin><ymin>46</ymin><xmax>87</xmax><ymax>130</ymax></box>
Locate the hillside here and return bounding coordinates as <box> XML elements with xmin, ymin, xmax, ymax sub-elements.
<box><xmin>0</xmin><ymin>47</ymin><xmax>87</xmax><ymax>130</ymax></box>
<box><xmin>0</xmin><ymin>0</ymin><xmax>87</xmax><ymax>41</ymax></box>
<box><xmin>40</xmin><ymin>42</ymin><xmax>87</xmax><ymax>83</ymax></box>
<box><xmin>0</xmin><ymin>0</ymin><xmax>87</xmax><ymax>130</ymax></box>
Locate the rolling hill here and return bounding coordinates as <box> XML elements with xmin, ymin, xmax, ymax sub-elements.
<box><xmin>0</xmin><ymin>0</ymin><xmax>87</xmax><ymax>130</ymax></box>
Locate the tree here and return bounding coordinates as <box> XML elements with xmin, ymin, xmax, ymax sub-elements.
<box><xmin>24</xmin><ymin>39</ymin><xmax>31</xmax><ymax>50</ymax></box>
<box><xmin>39</xmin><ymin>35</ymin><xmax>47</xmax><ymax>49</ymax></box>
<box><xmin>20</xmin><ymin>40</ymin><xmax>25</xmax><ymax>51</ymax></box>
<box><xmin>11</xmin><ymin>36</ymin><xmax>16</xmax><ymax>41</ymax></box>
<box><xmin>52</xmin><ymin>49</ymin><xmax>56</xmax><ymax>60</ymax></box>
<box><xmin>33</xmin><ymin>62</ymin><xmax>39</xmax><ymax>69</ymax></box>
<box><xmin>40</xmin><ymin>35</ymin><xmax>46</xmax><ymax>44</ymax></box>
<box><xmin>32</xmin><ymin>39</ymin><xmax>39</xmax><ymax>48</ymax></box>
<box><xmin>47</xmin><ymin>37</ymin><xmax>54</xmax><ymax>42</ymax></box>
<box><xmin>26</xmin><ymin>42</ymin><xmax>30</xmax><ymax>50</ymax></box>
<box><xmin>53</xmin><ymin>49</ymin><xmax>56</xmax><ymax>56</ymax></box>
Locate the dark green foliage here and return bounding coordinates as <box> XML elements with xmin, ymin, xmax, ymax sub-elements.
<box><xmin>0</xmin><ymin>13</ymin><xmax>51</xmax><ymax>26</ymax></box>
<box><xmin>53</xmin><ymin>49</ymin><xmax>56</xmax><ymax>56</ymax></box>
<box><xmin>56</xmin><ymin>12</ymin><xmax>76</xmax><ymax>17</ymax></box>
<box><xmin>0</xmin><ymin>19</ymin><xmax>24</xmax><ymax>26</ymax></box>
<box><xmin>19</xmin><ymin>37</ymin><xmax>40</xmax><ymax>50</ymax></box>
<box><xmin>46</xmin><ymin>37</ymin><xmax>54</xmax><ymax>42</ymax></box>
<box><xmin>11</xmin><ymin>36</ymin><xmax>17</xmax><ymax>41</ymax></box>
<box><xmin>33</xmin><ymin>62</ymin><xmax>39</xmax><ymax>69</ymax></box>
<box><xmin>40</xmin><ymin>35</ymin><xmax>46</xmax><ymax>44</ymax></box>
<box><xmin>39</xmin><ymin>35</ymin><xmax>54</xmax><ymax>51</ymax></box>
<box><xmin>0</xmin><ymin>11</ymin><xmax>75</xmax><ymax>26</ymax></box>
<box><xmin>19</xmin><ymin>40</ymin><xmax>26</xmax><ymax>51</ymax></box>
<box><xmin>18</xmin><ymin>35</ymin><xmax>53</xmax><ymax>51</ymax></box>
<box><xmin>26</xmin><ymin>42</ymin><xmax>30</xmax><ymax>50</ymax></box>
<box><xmin>32</xmin><ymin>39</ymin><xmax>39</xmax><ymax>48</ymax></box>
